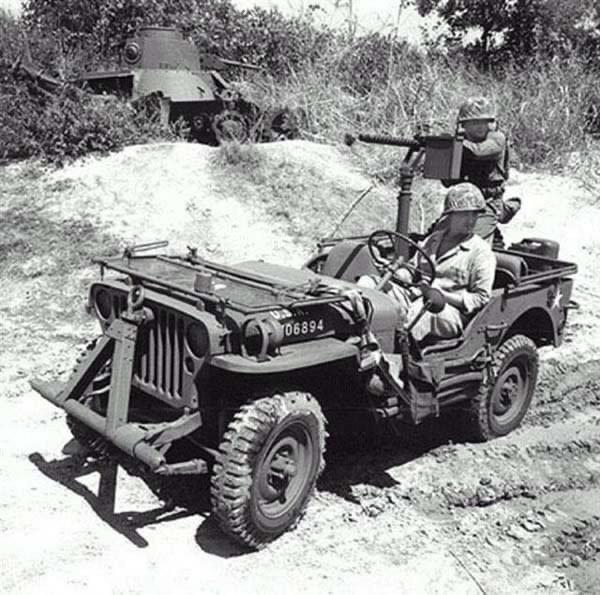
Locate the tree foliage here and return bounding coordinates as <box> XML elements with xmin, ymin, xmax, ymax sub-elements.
<box><xmin>417</xmin><ymin>0</ymin><xmax>600</xmax><ymax>66</ymax></box>
<box><xmin>21</xmin><ymin>0</ymin><xmax>337</xmax><ymax>77</ymax></box>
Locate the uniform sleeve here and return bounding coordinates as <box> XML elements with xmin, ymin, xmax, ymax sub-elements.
<box><xmin>462</xmin><ymin>131</ymin><xmax>506</xmax><ymax>161</ymax></box>
<box><xmin>498</xmin><ymin>196</ymin><xmax>522</xmax><ymax>224</ymax></box>
<box><xmin>460</xmin><ymin>244</ymin><xmax>496</xmax><ymax>314</ymax></box>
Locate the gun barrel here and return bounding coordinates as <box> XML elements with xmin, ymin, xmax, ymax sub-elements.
<box><xmin>219</xmin><ymin>58</ymin><xmax>262</xmax><ymax>71</ymax></box>
<box><xmin>357</xmin><ymin>133</ymin><xmax>421</xmax><ymax>149</ymax></box>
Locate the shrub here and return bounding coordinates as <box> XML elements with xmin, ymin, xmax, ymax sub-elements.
<box><xmin>3</xmin><ymin>1</ymin><xmax>597</xmax><ymax>171</ymax></box>
<box><xmin>0</xmin><ymin>66</ymin><xmax>176</xmax><ymax>163</ymax></box>
<box><xmin>20</xmin><ymin>0</ymin><xmax>335</xmax><ymax>76</ymax></box>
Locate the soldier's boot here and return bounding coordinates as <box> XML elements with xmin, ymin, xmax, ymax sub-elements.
<box><xmin>366</xmin><ymin>353</ymin><xmax>404</xmax><ymax>397</ymax></box>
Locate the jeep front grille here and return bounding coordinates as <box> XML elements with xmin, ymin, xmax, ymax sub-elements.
<box><xmin>136</xmin><ymin>306</ymin><xmax>186</xmax><ymax>403</ymax></box>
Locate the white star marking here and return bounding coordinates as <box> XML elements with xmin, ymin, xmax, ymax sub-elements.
<box><xmin>551</xmin><ymin>287</ymin><xmax>563</xmax><ymax>309</ymax></box>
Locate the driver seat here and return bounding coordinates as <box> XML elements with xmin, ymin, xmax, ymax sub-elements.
<box><xmin>321</xmin><ymin>241</ymin><xmax>379</xmax><ymax>282</ymax></box>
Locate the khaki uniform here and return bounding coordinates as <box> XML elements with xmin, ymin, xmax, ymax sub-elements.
<box><xmin>362</xmin><ymin>231</ymin><xmax>496</xmax><ymax>342</ymax></box>
<box><xmin>409</xmin><ymin>230</ymin><xmax>496</xmax><ymax>340</ymax></box>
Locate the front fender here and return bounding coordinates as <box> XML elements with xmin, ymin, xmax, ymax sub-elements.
<box><xmin>209</xmin><ymin>338</ymin><xmax>359</xmax><ymax>375</ymax></box>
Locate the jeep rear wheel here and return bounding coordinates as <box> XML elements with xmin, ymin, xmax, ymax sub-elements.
<box><xmin>210</xmin><ymin>391</ymin><xmax>326</xmax><ymax>549</ymax></box>
<box><xmin>465</xmin><ymin>334</ymin><xmax>539</xmax><ymax>441</ymax></box>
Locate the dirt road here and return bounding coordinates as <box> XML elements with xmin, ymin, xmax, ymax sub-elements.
<box><xmin>1</xmin><ymin>142</ymin><xmax>599</xmax><ymax>594</ymax></box>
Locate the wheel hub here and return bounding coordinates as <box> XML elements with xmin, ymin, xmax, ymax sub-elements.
<box><xmin>259</xmin><ymin>436</ymin><xmax>299</xmax><ymax>503</ymax></box>
<box><xmin>493</xmin><ymin>366</ymin><xmax>524</xmax><ymax>418</ymax></box>
<box><xmin>212</xmin><ymin>109</ymin><xmax>249</xmax><ymax>143</ymax></box>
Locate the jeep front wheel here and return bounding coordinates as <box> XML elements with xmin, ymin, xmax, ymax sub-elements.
<box><xmin>465</xmin><ymin>334</ymin><xmax>539</xmax><ymax>441</ymax></box>
<box><xmin>210</xmin><ymin>391</ymin><xmax>326</xmax><ymax>549</ymax></box>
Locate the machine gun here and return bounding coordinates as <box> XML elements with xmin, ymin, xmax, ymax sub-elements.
<box><xmin>344</xmin><ymin>130</ymin><xmax>464</xmax><ymax>256</ymax></box>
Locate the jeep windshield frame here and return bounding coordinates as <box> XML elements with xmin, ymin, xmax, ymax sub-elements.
<box><xmin>93</xmin><ymin>254</ymin><xmax>350</xmax><ymax>314</ymax></box>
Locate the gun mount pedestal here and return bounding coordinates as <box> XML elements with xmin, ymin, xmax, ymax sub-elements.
<box><xmin>346</xmin><ymin>131</ymin><xmax>464</xmax><ymax>258</ymax></box>
<box><xmin>395</xmin><ymin>163</ymin><xmax>420</xmax><ymax>258</ymax></box>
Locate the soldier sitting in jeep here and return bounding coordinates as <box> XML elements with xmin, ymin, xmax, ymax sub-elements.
<box><xmin>360</xmin><ymin>183</ymin><xmax>496</xmax><ymax>344</ymax></box>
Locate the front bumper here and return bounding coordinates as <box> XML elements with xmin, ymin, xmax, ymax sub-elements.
<box><xmin>30</xmin><ymin>298</ymin><xmax>207</xmax><ymax>475</ymax></box>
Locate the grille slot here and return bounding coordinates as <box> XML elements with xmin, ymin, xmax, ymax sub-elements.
<box><xmin>103</xmin><ymin>288</ymin><xmax>188</xmax><ymax>404</ymax></box>
<box><xmin>138</xmin><ymin>306</ymin><xmax>185</xmax><ymax>401</ymax></box>
<box><xmin>112</xmin><ymin>294</ymin><xmax>126</xmax><ymax>317</ymax></box>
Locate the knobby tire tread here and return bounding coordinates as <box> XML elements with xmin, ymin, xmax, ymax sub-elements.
<box><xmin>465</xmin><ymin>334</ymin><xmax>539</xmax><ymax>442</ymax></box>
<box><xmin>210</xmin><ymin>391</ymin><xmax>326</xmax><ymax>549</ymax></box>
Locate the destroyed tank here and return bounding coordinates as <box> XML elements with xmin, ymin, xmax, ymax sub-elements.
<box><xmin>17</xmin><ymin>26</ymin><xmax>303</xmax><ymax>144</ymax></box>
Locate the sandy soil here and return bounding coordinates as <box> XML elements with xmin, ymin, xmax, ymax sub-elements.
<box><xmin>1</xmin><ymin>141</ymin><xmax>600</xmax><ymax>594</ymax></box>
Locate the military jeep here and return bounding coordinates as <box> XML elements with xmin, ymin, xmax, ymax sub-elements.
<box><xmin>31</xmin><ymin>133</ymin><xmax>577</xmax><ymax>549</ymax></box>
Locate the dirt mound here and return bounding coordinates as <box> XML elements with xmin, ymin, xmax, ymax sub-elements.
<box><xmin>44</xmin><ymin>140</ymin><xmax>397</xmax><ymax>267</ymax></box>
<box><xmin>2</xmin><ymin>140</ymin><xmax>600</xmax><ymax>594</ymax></box>
<box><xmin>47</xmin><ymin>142</ymin><xmax>307</xmax><ymax>266</ymax></box>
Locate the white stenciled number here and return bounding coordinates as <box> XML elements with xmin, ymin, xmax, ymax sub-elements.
<box><xmin>283</xmin><ymin>318</ymin><xmax>325</xmax><ymax>337</ymax></box>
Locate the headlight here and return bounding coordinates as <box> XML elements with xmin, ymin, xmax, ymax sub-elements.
<box><xmin>94</xmin><ymin>289</ymin><xmax>112</xmax><ymax>320</ymax></box>
<box><xmin>123</xmin><ymin>42</ymin><xmax>141</xmax><ymax>64</ymax></box>
<box><xmin>186</xmin><ymin>323</ymin><xmax>210</xmax><ymax>358</ymax></box>
<box><xmin>242</xmin><ymin>317</ymin><xmax>284</xmax><ymax>361</ymax></box>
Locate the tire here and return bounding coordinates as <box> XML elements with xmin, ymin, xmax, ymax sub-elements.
<box><xmin>65</xmin><ymin>338</ymin><xmax>111</xmax><ymax>457</ymax></box>
<box><xmin>212</xmin><ymin>109</ymin><xmax>250</xmax><ymax>143</ymax></box>
<box><xmin>210</xmin><ymin>391</ymin><xmax>326</xmax><ymax>549</ymax></box>
<box><xmin>464</xmin><ymin>334</ymin><xmax>539</xmax><ymax>441</ymax></box>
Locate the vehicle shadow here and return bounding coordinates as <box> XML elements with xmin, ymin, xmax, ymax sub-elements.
<box><xmin>318</xmin><ymin>416</ymin><xmax>461</xmax><ymax>504</ymax></box>
<box><xmin>28</xmin><ymin>417</ymin><xmax>459</xmax><ymax>555</ymax></box>
<box><xmin>28</xmin><ymin>440</ymin><xmax>209</xmax><ymax>549</ymax></box>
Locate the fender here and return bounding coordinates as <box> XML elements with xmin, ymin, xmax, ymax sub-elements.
<box><xmin>209</xmin><ymin>338</ymin><xmax>359</xmax><ymax>375</ymax></box>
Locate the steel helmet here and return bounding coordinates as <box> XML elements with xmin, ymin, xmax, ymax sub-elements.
<box><xmin>443</xmin><ymin>183</ymin><xmax>486</xmax><ymax>214</ymax></box>
<box><xmin>457</xmin><ymin>96</ymin><xmax>496</xmax><ymax>122</ymax></box>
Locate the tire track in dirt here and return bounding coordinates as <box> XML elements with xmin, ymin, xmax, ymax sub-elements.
<box><xmin>316</xmin><ymin>356</ymin><xmax>600</xmax><ymax>514</ymax></box>
<box><xmin>308</xmin><ymin>353</ymin><xmax>600</xmax><ymax>592</ymax></box>
<box><xmin>529</xmin><ymin>359</ymin><xmax>600</xmax><ymax>426</ymax></box>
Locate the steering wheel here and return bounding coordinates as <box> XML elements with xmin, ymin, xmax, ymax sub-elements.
<box><xmin>367</xmin><ymin>229</ymin><xmax>436</xmax><ymax>289</ymax></box>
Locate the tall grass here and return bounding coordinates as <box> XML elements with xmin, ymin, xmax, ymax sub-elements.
<box><xmin>2</xmin><ymin>5</ymin><xmax>598</xmax><ymax>170</ymax></box>
<box><xmin>250</xmin><ymin>48</ymin><xmax>598</xmax><ymax>174</ymax></box>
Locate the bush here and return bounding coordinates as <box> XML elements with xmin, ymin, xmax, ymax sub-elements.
<box><xmin>20</xmin><ymin>0</ymin><xmax>335</xmax><ymax>76</ymax></box>
<box><xmin>2</xmin><ymin>1</ymin><xmax>597</xmax><ymax>171</ymax></box>
<box><xmin>0</xmin><ymin>65</ymin><xmax>176</xmax><ymax>163</ymax></box>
